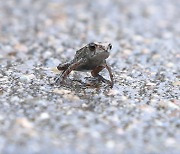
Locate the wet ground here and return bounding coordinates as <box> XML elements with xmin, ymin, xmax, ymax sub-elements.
<box><xmin>0</xmin><ymin>0</ymin><xmax>180</xmax><ymax>153</ymax></box>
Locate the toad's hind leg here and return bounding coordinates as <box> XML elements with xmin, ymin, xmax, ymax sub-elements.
<box><xmin>57</xmin><ymin>62</ymin><xmax>70</xmax><ymax>73</ymax></box>
<box><xmin>55</xmin><ymin>62</ymin><xmax>70</xmax><ymax>83</ymax></box>
<box><xmin>56</xmin><ymin>59</ymin><xmax>86</xmax><ymax>84</ymax></box>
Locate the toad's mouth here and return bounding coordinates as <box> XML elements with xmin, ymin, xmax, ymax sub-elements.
<box><xmin>92</xmin><ymin>51</ymin><xmax>110</xmax><ymax>59</ymax></box>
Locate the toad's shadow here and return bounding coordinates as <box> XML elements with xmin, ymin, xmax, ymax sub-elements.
<box><xmin>54</xmin><ymin>76</ymin><xmax>111</xmax><ymax>92</ymax></box>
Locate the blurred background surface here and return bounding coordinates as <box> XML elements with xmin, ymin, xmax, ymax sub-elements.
<box><xmin>0</xmin><ymin>0</ymin><xmax>179</xmax><ymax>154</ymax></box>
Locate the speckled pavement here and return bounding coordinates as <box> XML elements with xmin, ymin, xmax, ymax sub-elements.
<box><xmin>0</xmin><ymin>0</ymin><xmax>180</xmax><ymax>154</ymax></box>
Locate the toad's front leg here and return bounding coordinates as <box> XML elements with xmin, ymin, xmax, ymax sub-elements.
<box><xmin>91</xmin><ymin>62</ymin><xmax>114</xmax><ymax>88</ymax></box>
<box><xmin>56</xmin><ymin>58</ymin><xmax>86</xmax><ymax>85</ymax></box>
<box><xmin>104</xmin><ymin>62</ymin><xmax>114</xmax><ymax>88</ymax></box>
<box><xmin>91</xmin><ymin>65</ymin><xmax>113</xmax><ymax>88</ymax></box>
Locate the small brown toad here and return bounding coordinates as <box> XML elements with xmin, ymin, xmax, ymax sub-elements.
<box><xmin>56</xmin><ymin>42</ymin><xmax>114</xmax><ymax>88</ymax></box>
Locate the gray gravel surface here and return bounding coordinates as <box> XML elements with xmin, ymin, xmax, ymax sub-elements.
<box><xmin>0</xmin><ymin>0</ymin><xmax>180</xmax><ymax>154</ymax></box>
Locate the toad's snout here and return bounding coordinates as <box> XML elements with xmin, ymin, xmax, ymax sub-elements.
<box><xmin>104</xmin><ymin>43</ymin><xmax>112</xmax><ymax>51</ymax></box>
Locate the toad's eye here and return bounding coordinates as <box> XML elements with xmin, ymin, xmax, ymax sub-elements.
<box><xmin>89</xmin><ymin>43</ymin><xmax>96</xmax><ymax>51</ymax></box>
<box><xmin>109</xmin><ymin>44</ymin><xmax>112</xmax><ymax>50</ymax></box>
